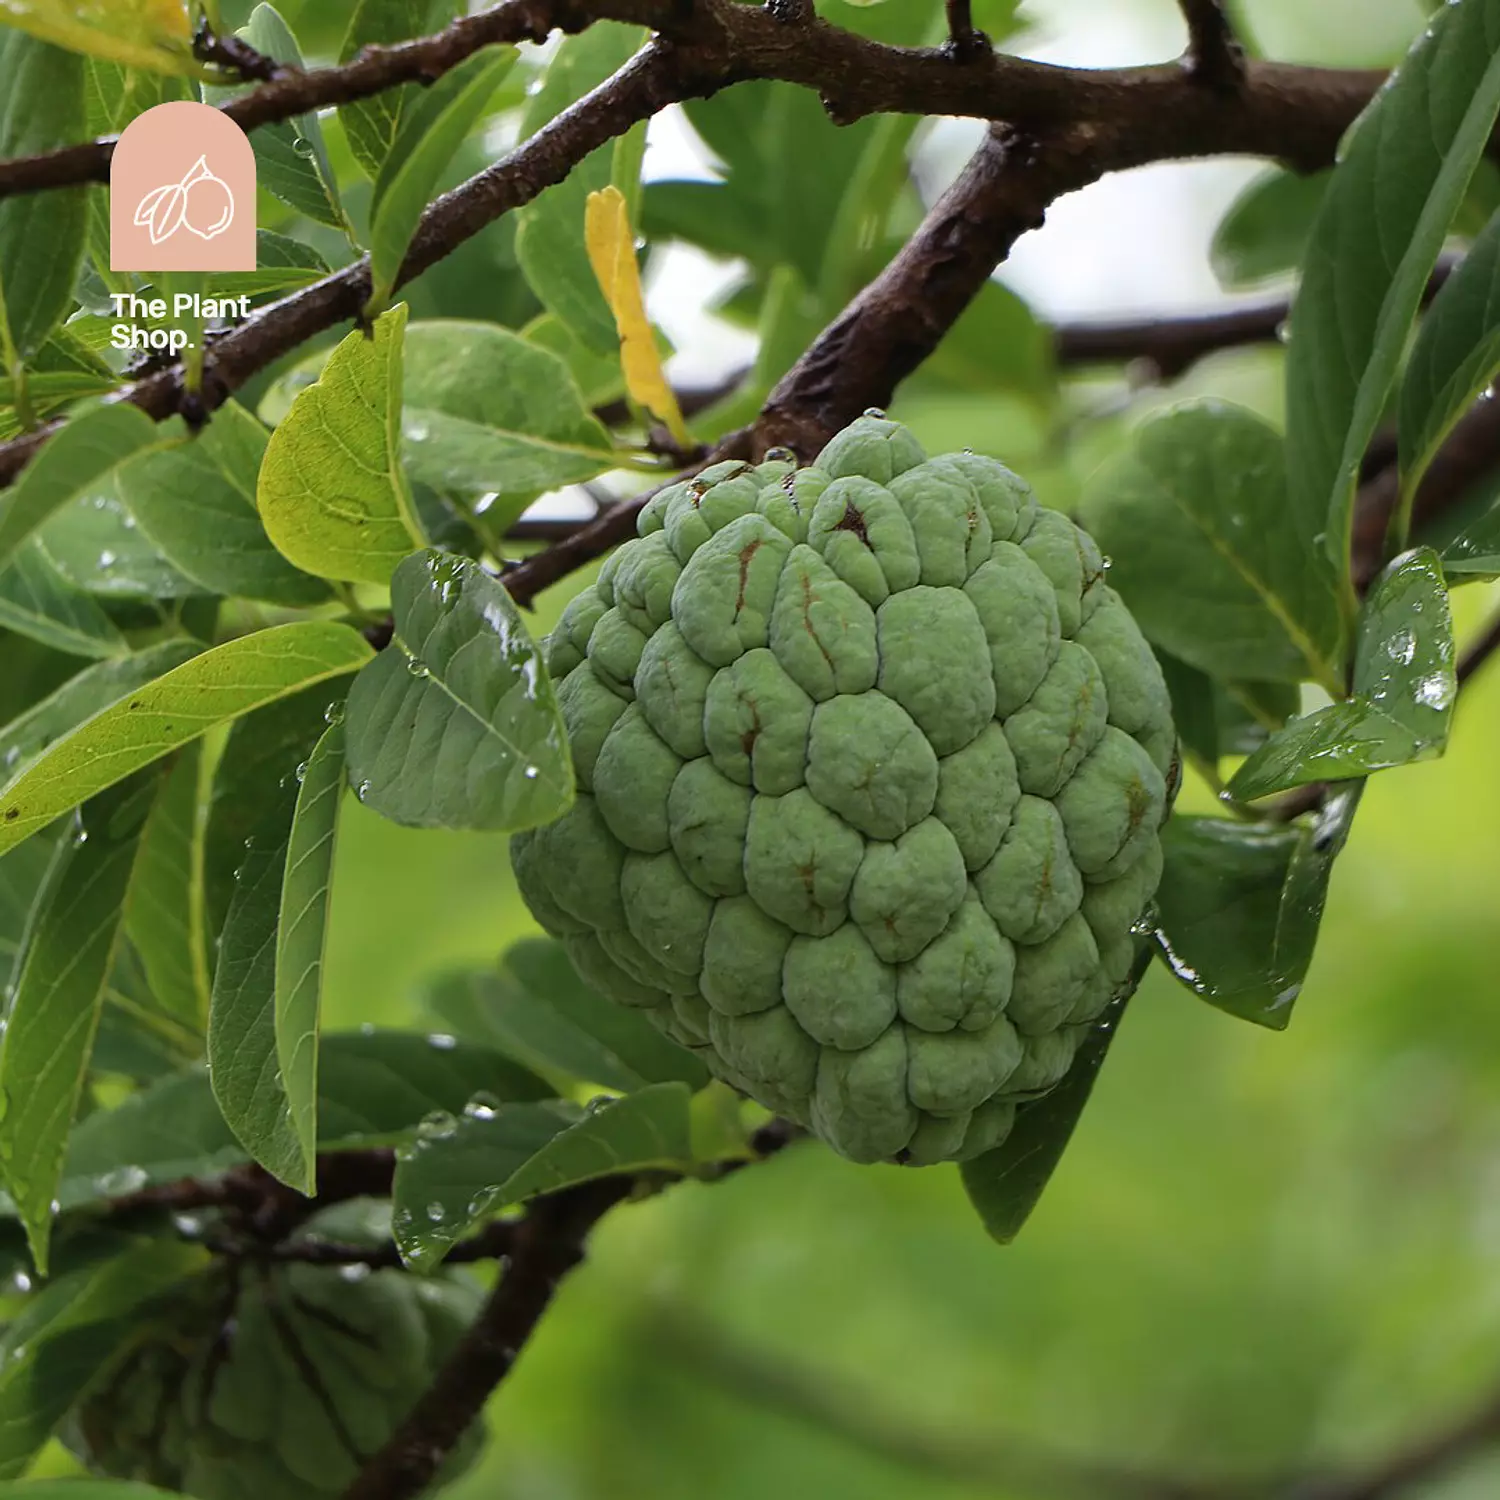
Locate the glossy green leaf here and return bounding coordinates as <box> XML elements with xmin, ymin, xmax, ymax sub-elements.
<box><xmin>37</xmin><ymin>479</ymin><xmax>200</xmax><ymax>600</ymax></box>
<box><xmin>392</xmin><ymin>1083</ymin><xmax>692</xmax><ymax>1269</ymax></box>
<box><xmin>0</xmin><ymin>545</ymin><xmax>125</xmax><ymax>661</ymax></box>
<box><xmin>1227</xmin><ymin>549</ymin><xmax>1455</xmax><ymax>800</ymax></box>
<box><xmin>26</xmin><ymin>1030</ymin><xmax>552</xmax><ymax>1212</ymax></box>
<box><xmin>0</xmin><ymin>773</ymin><xmax>158</xmax><ymax>1271</ymax></box>
<box><xmin>125</xmin><ymin>742</ymin><xmax>208</xmax><ymax>1030</ymax></box>
<box><xmin>0</xmin><ymin>642</ymin><xmax>198</xmax><ymax>781</ymax></box>
<box><xmin>116</xmin><ymin>404</ymin><xmax>330</xmax><ymax>606</ymax></box>
<box><xmin>1285</xmin><ymin>0</ymin><xmax>1500</xmax><ymax>598</ymax></box>
<box><xmin>206</xmin><ymin>734</ymin><xmax>314</xmax><ymax>1190</ymax></box>
<box><xmin>257</xmin><ymin>305</ymin><xmax>425</xmax><ymax>585</ymax></box>
<box><xmin>212</xmin><ymin>230</ymin><xmax>332</xmax><ymax>303</ymax></box>
<box><xmin>1078</xmin><ymin>403</ymin><xmax>1344</xmax><ymax>690</ymax></box>
<box><xmin>524</xmin><ymin>312</ymin><xmax>630</xmax><ymax>408</ymax></box>
<box><xmin>0</xmin><ymin>621</ymin><xmax>373</xmax><ymax>858</ymax></box>
<box><xmin>275</xmin><ymin>722</ymin><xmax>347</xmax><ymax>1189</ymax></box>
<box><xmin>402</xmin><ymin>321</ymin><xmax>616</xmax><ymax>519</ymax></box>
<box><xmin>514</xmin><ymin>23</ymin><xmax>649</xmax><ymax>353</ymax></box>
<box><xmin>1210</xmin><ymin>167</ymin><xmax>1329</xmax><ymax>290</ymax></box>
<box><xmin>1153</xmin><ymin>784</ymin><xmax>1363</xmax><ymax>1028</ymax></box>
<box><xmin>367</xmin><ymin>46</ymin><xmax>519</xmax><ymax>311</ymax></box>
<box><xmin>0</xmin><ymin>404</ymin><xmax>163</xmax><ymax>577</ymax></box>
<box><xmin>1398</xmin><ymin>208</ymin><xmax>1500</xmax><ymax>500</ymax></box>
<box><xmin>209</xmin><ymin>4</ymin><xmax>348</xmax><ymax>230</ymax></box>
<box><xmin>0</xmin><ymin>1237</ymin><xmax>207</xmax><ymax>1481</ymax></box>
<box><xmin>424</xmin><ymin>938</ymin><xmax>709</xmax><ymax>1092</ymax></box>
<box><xmin>344</xmin><ymin>549</ymin><xmax>574</xmax><ymax>832</ymax></box>
<box><xmin>960</xmin><ymin>988</ymin><xmax>1139</xmax><ymax>1245</ymax></box>
<box><xmin>0</xmin><ymin>32</ymin><xmax>88</xmax><ymax>366</ymax></box>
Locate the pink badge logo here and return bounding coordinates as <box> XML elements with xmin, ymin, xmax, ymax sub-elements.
<box><xmin>111</xmin><ymin>101</ymin><xmax>256</xmax><ymax>272</ymax></box>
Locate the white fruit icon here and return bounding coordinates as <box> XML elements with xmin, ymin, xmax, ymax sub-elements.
<box><xmin>133</xmin><ymin>156</ymin><xmax>235</xmax><ymax>246</ymax></box>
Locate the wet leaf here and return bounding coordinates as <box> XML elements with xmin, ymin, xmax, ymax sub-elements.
<box><xmin>1226</xmin><ymin>549</ymin><xmax>1455</xmax><ymax>800</ymax></box>
<box><xmin>343</xmin><ymin>550</ymin><xmax>574</xmax><ymax>832</ymax></box>
<box><xmin>391</xmin><ymin>1083</ymin><xmax>692</xmax><ymax>1270</ymax></box>
<box><xmin>0</xmin><ymin>622</ymin><xmax>372</xmax><ymax>858</ymax></box>
<box><xmin>1153</xmin><ymin>784</ymin><xmax>1363</xmax><ymax>1029</ymax></box>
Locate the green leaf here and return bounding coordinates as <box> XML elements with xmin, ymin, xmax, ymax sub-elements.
<box><xmin>1285</xmin><ymin>0</ymin><xmax>1500</xmax><ymax>599</ymax></box>
<box><xmin>206</xmin><ymin>738</ymin><xmax>313</xmax><ymax>1190</ymax></box>
<box><xmin>116</xmin><ymin>404</ymin><xmax>330</xmax><ymax>606</ymax></box>
<box><xmin>959</xmin><ymin>990</ymin><xmax>1138</xmax><ymax>1245</ymax></box>
<box><xmin>0</xmin><ymin>772</ymin><xmax>158</xmax><ymax>1271</ymax></box>
<box><xmin>0</xmin><ymin>32</ymin><xmax>88</xmax><ymax>366</ymax></box>
<box><xmin>37</xmin><ymin>478</ymin><xmax>201</xmax><ymax>600</ymax></box>
<box><xmin>402</xmin><ymin>320</ymin><xmax>616</xmax><ymax>519</ymax></box>
<box><xmin>0</xmin><ymin>544</ymin><xmax>126</xmax><ymax>661</ymax></box>
<box><xmin>125</xmin><ymin>743</ymin><xmax>209</xmax><ymax>1031</ymax></box>
<box><xmin>275</xmin><ymin>722</ymin><xmax>347</xmax><ymax>1189</ymax></box>
<box><xmin>0</xmin><ymin>404</ymin><xmax>163</xmax><ymax>577</ymax></box>
<box><xmin>0</xmin><ymin>642</ymin><xmax>199</xmax><ymax>781</ymax></box>
<box><xmin>344</xmin><ymin>549</ymin><xmax>574</xmax><ymax>832</ymax></box>
<box><xmin>424</xmin><ymin>938</ymin><xmax>709</xmax><ymax>1092</ymax></box>
<box><xmin>257</xmin><ymin>305</ymin><xmax>425</xmax><ymax>585</ymax></box>
<box><xmin>1210</xmin><ymin>167</ymin><xmax>1329</xmax><ymax>290</ymax></box>
<box><xmin>213</xmin><ymin>230</ymin><xmax>332</xmax><ymax>303</ymax></box>
<box><xmin>918</xmin><ymin>280</ymin><xmax>1056</xmax><ymax>403</ymax></box>
<box><xmin>29</xmin><ymin>1031</ymin><xmax>552</xmax><ymax>1212</ymax></box>
<box><xmin>0</xmin><ymin>832</ymin><xmax>58</xmax><ymax>993</ymax></box>
<box><xmin>1226</xmin><ymin>548</ymin><xmax>1456</xmax><ymax>800</ymax></box>
<box><xmin>0</xmin><ymin>1237</ymin><xmax>207</xmax><ymax>1480</ymax></box>
<box><xmin>1398</xmin><ymin>207</ymin><xmax>1500</xmax><ymax>500</ymax></box>
<box><xmin>514</xmin><ymin>23</ymin><xmax>649</xmax><ymax>354</ymax></box>
<box><xmin>1153</xmin><ymin>784</ymin><xmax>1363</xmax><ymax>1028</ymax></box>
<box><xmin>523</xmin><ymin>312</ymin><xmax>630</xmax><ymax>408</ymax></box>
<box><xmin>392</xmin><ymin>1083</ymin><xmax>692</xmax><ymax>1270</ymax></box>
<box><xmin>367</xmin><ymin>46</ymin><xmax>519</xmax><ymax>311</ymax></box>
<box><xmin>1078</xmin><ymin>403</ymin><xmax>1344</xmax><ymax>690</ymax></box>
<box><xmin>0</xmin><ymin>621</ymin><xmax>373</xmax><ymax>858</ymax></box>
<box><xmin>208</xmin><ymin>4</ymin><xmax>348</xmax><ymax>231</ymax></box>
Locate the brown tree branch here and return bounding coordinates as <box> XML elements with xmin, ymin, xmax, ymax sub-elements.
<box><xmin>0</xmin><ymin>0</ymin><xmax>1384</xmax><ymax>202</ymax></box>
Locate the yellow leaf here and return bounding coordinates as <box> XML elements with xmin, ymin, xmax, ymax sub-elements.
<box><xmin>0</xmin><ymin>1</ymin><xmax>195</xmax><ymax>75</ymax></box>
<box><xmin>585</xmin><ymin>185</ymin><xmax>689</xmax><ymax>448</ymax></box>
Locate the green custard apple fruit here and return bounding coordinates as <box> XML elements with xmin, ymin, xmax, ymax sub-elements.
<box><xmin>511</xmin><ymin>414</ymin><xmax>1176</xmax><ymax>1165</ymax></box>
<box><xmin>71</xmin><ymin>1207</ymin><xmax>483</xmax><ymax>1499</ymax></box>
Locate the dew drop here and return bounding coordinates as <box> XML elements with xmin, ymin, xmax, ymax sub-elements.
<box><xmin>406</xmin><ymin>656</ymin><xmax>430</xmax><ymax>679</ymax></box>
<box><xmin>762</xmin><ymin>445</ymin><xmax>797</xmax><ymax>465</ymax></box>
<box><xmin>523</xmin><ymin>764</ymin><xmax>539</xmax><ymax>780</ymax></box>
<box><xmin>418</xmin><ymin>1109</ymin><xmax>459</xmax><ymax>1141</ymax></box>
<box><xmin>95</xmin><ymin>1165</ymin><xmax>148</xmax><ymax>1197</ymax></box>
<box><xmin>464</xmin><ymin>1091</ymin><xmax>501</xmax><ymax>1121</ymax></box>
<box><xmin>98</xmin><ymin>549</ymin><xmax>117</xmax><ymax>569</ymax></box>
<box><xmin>324</xmin><ymin>700</ymin><xmax>346</xmax><ymax>726</ymax></box>
<box><xmin>861</xmin><ymin>407</ymin><xmax>887</xmax><ymax>420</ymax></box>
<box><xmin>292</xmin><ymin>136</ymin><xmax>315</xmax><ymax>158</ymax></box>
<box><xmin>425</xmin><ymin>1201</ymin><xmax>446</xmax><ymax>1224</ymax></box>
<box><xmin>294</xmin><ymin>761</ymin><xmax>309</xmax><ymax>784</ymax></box>
<box><xmin>338</xmin><ymin>1262</ymin><xmax>371</xmax><ymax>1283</ymax></box>
<box><xmin>427</xmin><ymin>1031</ymin><xmax>457</xmax><ymax>1051</ymax></box>
<box><xmin>355</xmin><ymin>779</ymin><xmax>373</xmax><ymax>802</ymax></box>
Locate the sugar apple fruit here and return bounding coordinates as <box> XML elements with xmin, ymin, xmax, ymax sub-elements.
<box><xmin>70</xmin><ymin>1207</ymin><xmax>483</xmax><ymax>1499</ymax></box>
<box><xmin>511</xmin><ymin>414</ymin><xmax>1176</xmax><ymax>1165</ymax></box>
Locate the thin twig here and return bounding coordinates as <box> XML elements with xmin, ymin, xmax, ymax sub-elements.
<box><xmin>943</xmin><ymin>0</ymin><xmax>990</xmax><ymax>62</ymax></box>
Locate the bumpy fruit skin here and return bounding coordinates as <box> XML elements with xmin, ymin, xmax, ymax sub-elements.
<box><xmin>511</xmin><ymin>416</ymin><xmax>1176</xmax><ymax>1164</ymax></box>
<box><xmin>71</xmin><ymin>1208</ymin><xmax>483</xmax><ymax>1500</ymax></box>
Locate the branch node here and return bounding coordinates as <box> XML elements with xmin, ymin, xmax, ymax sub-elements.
<box><xmin>942</xmin><ymin>0</ymin><xmax>990</xmax><ymax>63</ymax></box>
<box><xmin>193</xmin><ymin>17</ymin><xmax>282</xmax><ymax>82</ymax></box>
<box><xmin>1178</xmin><ymin>0</ymin><xmax>1247</xmax><ymax>90</ymax></box>
<box><xmin>764</xmin><ymin>0</ymin><xmax>814</xmax><ymax>24</ymax></box>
